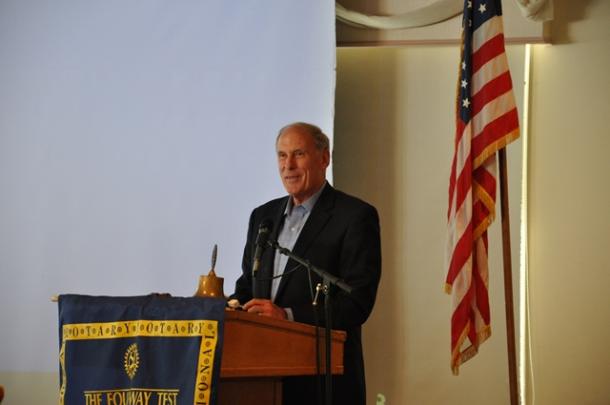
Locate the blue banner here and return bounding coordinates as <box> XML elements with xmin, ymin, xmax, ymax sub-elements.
<box><xmin>58</xmin><ymin>295</ymin><xmax>225</xmax><ymax>405</ymax></box>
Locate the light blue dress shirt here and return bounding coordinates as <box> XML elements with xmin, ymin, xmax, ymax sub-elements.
<box><xmin>271</xmin><ymin>183</ymin><xmax>326</xmax><ymax>306</ymax></box>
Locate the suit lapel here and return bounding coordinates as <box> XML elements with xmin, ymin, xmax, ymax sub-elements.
<box><xmin>259</xmin><ymin>197</ymin><xmax>288</xmax><ymax>298</ymax></box>
<box><xmin>275</xmin><ymin>185</ymin><xmax>335</xmax><ymax>301</ymax></box>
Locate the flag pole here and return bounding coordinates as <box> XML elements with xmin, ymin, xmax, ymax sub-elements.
<box><xmin>498</xmin><ymin>147</ymin><xmax>519</xmax><ymax>405</ymax></box>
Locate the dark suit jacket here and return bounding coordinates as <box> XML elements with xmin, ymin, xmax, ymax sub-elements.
<box><xmin>233</xmin><ymin>184</ymin><xmax>381</xmax><ymax>405</ymax></box>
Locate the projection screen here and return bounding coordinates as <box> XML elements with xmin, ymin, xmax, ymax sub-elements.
<box><xmin>0</xmin><ymin>1</ymin><xmax>335</xmax><ymax>372</ymax></box>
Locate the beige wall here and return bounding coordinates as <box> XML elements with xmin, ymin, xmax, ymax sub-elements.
<box><xmin>0</xmin><ymin>372</ymin><xmax>56</xmax><ymax>403</ymax></box>
<box><xmin>335</xmin><ymin>44</ymin><xmax>524</xmax><ymax>404</ymax></box>
<box><xmin>527</xmin><ymin>1</ymin><xmax>610</xmax><ymax>404</ymax></box>
<box><xmin>334</xmin><ymin>1</ymin><xmax>610</xmax><ymax>404</ymax></box>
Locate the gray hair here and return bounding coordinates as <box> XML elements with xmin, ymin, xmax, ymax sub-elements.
<box><xmin>276</xmin><ymin>122</ymin><xmax>330</xmax><ymax>151</ymax></box>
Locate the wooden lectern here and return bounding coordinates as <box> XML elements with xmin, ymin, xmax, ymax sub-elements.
<box><xmin>218</xmin><ymin>310</ymin><xmax>346</xmax><ymax>405</ymax></box>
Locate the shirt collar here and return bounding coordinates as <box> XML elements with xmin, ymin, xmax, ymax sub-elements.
<box><xmin>284</xmin><ymin>181</ymin><xmax>327</xmax><ymax>216</ymax></box>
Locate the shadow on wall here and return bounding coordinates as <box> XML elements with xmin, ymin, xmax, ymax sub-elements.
<box><xmin>333</xmin><ymin>47</ymin><xmax>404</xmax><ymax>403</ymax></box>
<box><xmin>551</xmin><ymin>0</ymin><xmax>597</xmax><ymax>44</ymax></box>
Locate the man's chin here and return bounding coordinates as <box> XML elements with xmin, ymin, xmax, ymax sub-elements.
<box><xmin>282</xmin><ymin>183</ymin><xmax>303</xmax><ymax>195</ymax></box>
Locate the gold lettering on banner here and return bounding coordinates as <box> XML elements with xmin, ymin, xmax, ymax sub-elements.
<box><xmin>59</xmin><ymin>320</ymin><xmax>218</xmax><ymax>405</ymax></box>
<box><xmin>157</xmin><ymin>391</ymin><xmax>178</xmax><ymax>405</ymax></box>
<box><xmin>62</xmin><ymin>320</ymin><xmax>212</xmax><ymax>340</ymax></box>
<box><xmin>194</xmin><ymin>323</ymin><xmax>218</xmax><ymax>405</ymax></box>
<box><xmin>83</xmin><ymin>389</ymin><xmax>176</xmax><ymax>405</ymax></box>
<box><xmin>84</xmin><ymin>392</ymin><xmax>103</xmax><ymax>405</ymax></box>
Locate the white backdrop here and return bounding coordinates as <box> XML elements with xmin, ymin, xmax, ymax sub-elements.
<box><xmin>0</xmin><ymin>0</ymin><xmax>335</xmax><ymax>372</ymax></box>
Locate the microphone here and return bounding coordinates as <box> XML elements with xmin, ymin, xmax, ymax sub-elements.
<box><xmin>252</xmin><ymin>219</ymin><xmax>273</xmax><ymax>277</ymax></box>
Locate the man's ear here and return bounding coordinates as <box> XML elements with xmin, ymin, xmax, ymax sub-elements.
<box><xmin>322</xmin><ymin>148</ymin><xmax>330</xmax><ymax>168</ymax></box>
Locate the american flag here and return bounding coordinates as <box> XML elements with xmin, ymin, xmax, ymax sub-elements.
<box><xmin>445</xmin><ymin>0</ymin><xmax>520</xmax><ymax>375</ymax></box>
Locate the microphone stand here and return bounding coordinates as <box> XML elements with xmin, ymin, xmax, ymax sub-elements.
<box><xmin>268</xmin><ymin>240</ymin><xmax>352</xmax><ymax>405</ymax></box>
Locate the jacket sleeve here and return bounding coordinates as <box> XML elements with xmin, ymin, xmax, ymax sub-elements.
<box><xmin>291</xmin><ymin>203</ymin><xmax>381</xmax><ymax>331</ymax></box>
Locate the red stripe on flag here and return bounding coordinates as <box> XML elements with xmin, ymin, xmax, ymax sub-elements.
<box><xmin>448</xmin><ymin>120</ymin><xmax>467</xmax><ymax>218</ymax></box>
<box><xmin>474</xmin><ymin>166</ymin><xmax>496</xmax><ymax>197</ymax></box>
<box><xmin>474</xmin><ymin>165</ymin><xmax>497</xmax><ymax>208</ymax></box>
<box><xmin>451</xmin><ymin>285</ymin><xmax>474</xmax><ymax>346</ymax></box>
<box><xmin>472</xmin><ymin>34</ymin><xmax>505</xmax><ymax>74</ymax></box>
<box><xmin>454</xmin><ymin>155</ymin><xmax>473</xmax><ymax>216</ymax></box>
<box><xmin>446</xmin><ymin>222</ymin><xmax>473</xmax><ymax>286</ymax></box>
<box><xmin>472</xmin><ymin>71</ymin><xmax>514</xmax><ymax>116</ymax></box>
<box><xmin>472</xmin><ymin>108</ymin><xmax>519</xmax><ymax>158</ymax></box>
<box><xmin>472</xmin><ymin>199</ymin><xmax>490</xmax><ymax>227</ymax></box>
<box><xmin>473</xmin><ymin>254</ymin><xmax>490</xmax><ymax>324</ymax></box>
<box><xmin>448</xmin><ymin>155</ymin><xmax>457</xmax><ymax>218</ymax></box>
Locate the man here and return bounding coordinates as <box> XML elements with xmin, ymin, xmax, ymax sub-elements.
<box><xmin>232</xmin><ymin>122</ymin><xmax>381</xmax><ymax>405</ymax></box>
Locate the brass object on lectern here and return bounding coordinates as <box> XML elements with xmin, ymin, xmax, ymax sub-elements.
<box><xmin>195</xmin><ymin>244</ymin><xmax>225</xmax><ymax>299</ymax></box>
<box><xmin>195</xmin><ymin>268</ymin><xmax>225</xmax><ymax>298</ymax></box>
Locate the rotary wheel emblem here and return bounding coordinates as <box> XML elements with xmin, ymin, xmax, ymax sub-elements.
<box><xmin>124</xmin><ymin>343</ymin><xmax>140</xmax><ymax>380</ymax></box>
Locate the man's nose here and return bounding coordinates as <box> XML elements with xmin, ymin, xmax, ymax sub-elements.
<box><xmin>285</xmin><ymin>155</ymin><xmax>296</xmax><ymax>168</ymax></box>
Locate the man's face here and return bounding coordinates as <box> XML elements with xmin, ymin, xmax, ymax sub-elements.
<box><xmin>276</xmin><ymin>128</ymin><xmax>329</xmax><ymax>205</ymax></box>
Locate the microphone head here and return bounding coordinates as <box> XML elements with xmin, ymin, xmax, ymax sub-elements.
<box><xmin>255</xmin><ymin>219</ymin><xmax>273</xmax><ymax>246</ymax></box>
<box><xmin>259</xmin><ymin>219</ymin><xmax>272</xmax><ymax>232</ymax></box>
<box><xmin>252</xmin><ymin>219</ymin><xmax>273</xmax><ymax>277</ymax></box>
